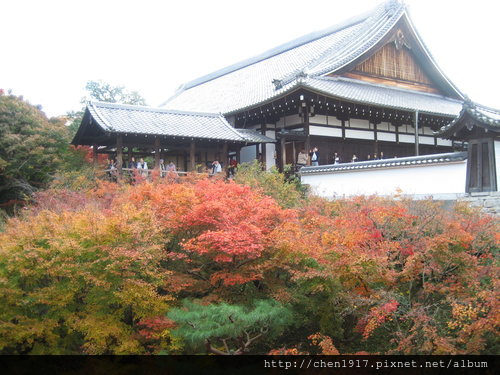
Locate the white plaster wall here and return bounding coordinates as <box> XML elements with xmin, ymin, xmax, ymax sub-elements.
<box><xmin>301</xmin><ymin>161</ymin><xmax>467</xmax><ymax>199</ymax></box>
<box><xmin>310</xmin><ymin>125</ymin><xmax>342</xmax><ymax>137</ymax></box>
<box><xmin>345</xmin><ymin>129</ymin><xmax>374</xmax><ymax>140</ymax></box>
<box><xmin>327</xmin><ymin>117</ymin><xmax>342</xmax><ymax>126</ymax></box>
<box><xmin>399</xmin><ymin>134</ymin><xmax>415</xmax><ymax>143</ymax></box>
<box><xmin>423</xmin><ymin>126</ymin><xmax>434</xmax><ymax>135</ymax></box>
<box><xmin>311</xmin><ymin>115</ymin><xmax>328</xmax><ymax>124</ymax></box>
<box><xmin>377</xmin><ymin>122</ymin><xmax>389</xmax><ymax>131</ymax></box>
<box><xmin>283</xmin><ymin>114</ymin><xmax>302</xmax><ymax>126</ymax></box>
<box><xmin>349</xmin><ymin>119</ymin><xmax>370</xmax><ymax>129</ymax></box>
<box><xmin>437</xmin><ymin>138</ymin><xmax>453</xmax><ymax>146</ymax></box>
<box><xmin>419</xmin><ymin>136</ymin><xmax>435</xmax><ymax>145</ymax></box>
<box><xmin>378</xmin><ymin>132</ymin><xmax>396</xmax><ymax>142</ymax></box>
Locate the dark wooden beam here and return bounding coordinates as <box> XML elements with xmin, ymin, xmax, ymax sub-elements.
<box><xmin>92</xmin><ymin>143</ymin><xmax>98</xmax><ymax>167</ymax></box>
<box><xmin>261</xmin><ymin>122</ymin><xmax>267</xmax><ymax>169</ymax></box>
<box><xmin>116</xmin><ymin>134</ymin><xmax>123</xmax><ymax>175</ymax></box>
<box><xmin>414</xmin><ymin>111</ymin><xmax>420</xmax><ymax>156</ymax></box>
<box><xmin>190</xmin><ymin>141</ymin><xmax>196</xmax><ymax>171</ymax></box>
<box><xmin>222</xmin><ymin>142</ymin><xmax>228</xmax><ymax>168</ymax></box>
<box><xmin>303</xmin><ymin>101</ymin><xmax>311</xmax><ymax>156</ymax></box>
<box><xmin>154</xmin><ymin>138</ymin><xmax>161</xmax><ymax>170</ymax></box>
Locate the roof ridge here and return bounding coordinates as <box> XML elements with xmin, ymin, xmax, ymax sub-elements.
<box><xmin>164</xmin><ymin>5</ymin><xmax>378</xmax><ymax>98</ymax></box>
<box><xmin>88</xmin><ymin>102</ymin><xmax>114</xmax><ymax>131</ymax></box>
<box><xmin>469</xmin><ymin>102</ymin><xmax>500</xmax><ymax>115</ymax></box>
<box><xmin>306</xmin><ymin>1</ymin><xmax>405</xmax><ymax>77</ymax></box>
<box><xmin>300</xmin><ymin>151</ymin><xmax>468</xmax><ymax>174</ymax></box>
<box><xmin>90</xmin><ymin>101</ymin><xmax>222</xmax><ymax>117</ymax></box>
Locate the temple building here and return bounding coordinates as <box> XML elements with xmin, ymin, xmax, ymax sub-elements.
<box><xmin>73</xmin><ymin>0</ymin><xmax>499</xmax><ymax>196</ymax></box>
<box><xmin>162</xmin><ymin>0</ymin><xmax>464</xmax><ymax>169</ymax></box>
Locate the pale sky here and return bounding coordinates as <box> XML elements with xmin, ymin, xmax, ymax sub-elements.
<box><xmin>1</xmin><ymin>0</ymin><xmax>499</xmax><ymax>117</ymax></box>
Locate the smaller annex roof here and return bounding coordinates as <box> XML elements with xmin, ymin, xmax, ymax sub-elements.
<box><xmin>436</xmin><ymin>101</ymin><xmax>500</xmax><ymax>138</ymax></box>
<box><xmin>73</xmin><ymin>101</ymin><xmax>275</xmax><ymax>145</ymax></box>
<box><xmin>300</xmin><ymin>152</ymin><xmax>467</xmax><ymax>175</ymax></box>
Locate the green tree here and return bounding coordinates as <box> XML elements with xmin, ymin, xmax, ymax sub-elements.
<box><xmin>234</xmin><ymin>160</ymin><xmax>306</xmax><ymax>208</ymax></box>
<box><xmin>0</xmin><ymin>186</ymin><xmax>175</xmax><ymax>354</ymax></box>
<box><xmin>168</xmin><ymin>300</ymin><xmax>293</xmax><ymax>354</ymax></box>
<box><xmin>83</xmin><ymin>80</ymin><xmax>147</xmax><ymax>105</ymax></box>
<box><xmin>0</xmin><ymin>93</ymin><xmax>70</xmax><ymax>209</ymax></box>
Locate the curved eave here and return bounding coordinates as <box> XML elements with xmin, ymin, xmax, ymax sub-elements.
<box><xmin>436</xmin><ymin>105</ymin><xmax>500</xmax><ymax>139</ymax></box>
<box><xmin>225</xmin><ymin>80</ymin><xmax>460</xmax><ymax>118</ymax></box>
<box><xmin>314</xmin><ymin>2</ymin><xmax>407</xmax><ymax>78</ymax></box>
<box><xmin>301</xmin><ymin>79</ymin><xmax>460</xmax><ymax>117</ymax></box>
<box><xmin>70</xmin><ymin>108</ymin><xmax>108</xmax><ymax>146</ymax></box>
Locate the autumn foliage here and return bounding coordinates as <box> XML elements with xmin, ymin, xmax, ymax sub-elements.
<box><xmin>0</xmin><ymin>175</ymin><xmax>498</xmax><ymax>354</ymax></box>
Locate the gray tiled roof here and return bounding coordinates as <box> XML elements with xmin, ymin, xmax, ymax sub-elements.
<box><xmin>235</xmin><ymin>129</ymin><xmax>276</xmax><ymax>143</ymax></box>
<box><xmin>303</xmin><ymin>77</ymin><xmax>463</xmax><ymax>116</ymax></box>
<box><xmin>299</xmin><ymin>152</ymin><xmax>467</xmax><ymax>175</ymax></box>
<box><xmin>85</xmin><ymin>101</ymin><xmax>272</xmax><ymax>143</ymax></box>
<box><xmin>436</xmin><ymin>101</ymin><xmax>500</xmax><ymax>136</ymax></box>
<box><xmin>162</xmin><ymin>0</ymin><xmax>463</xmax><ymax>115</ymax></box>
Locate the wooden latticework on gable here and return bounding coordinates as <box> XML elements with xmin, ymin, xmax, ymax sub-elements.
<box><xmin>354</xmin><ymin>42</ymin><xmax>432</xmax><ymax>84</ymax></box>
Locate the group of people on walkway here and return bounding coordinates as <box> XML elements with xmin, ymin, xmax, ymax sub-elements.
<box><xmin>296</xmin><ymin>148</ymin><xmax>388</xmax><ymax>168</ymax></box>
<box><xmin>105</xmin><ymin>157</ymin><xmax>239</xmax><ymax>181</ymax></box>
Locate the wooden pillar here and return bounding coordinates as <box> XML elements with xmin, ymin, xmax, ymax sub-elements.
<box><xmin>373</xmin><ymin>123</ymin><xmax>378</xmax><ymax>155</ymax></box>
<box><xmin>154</xmin><ymin>138</ymin><xmax>161</xmax><ymax>170</ymax></box>
<box><xmin>222</xmin><ymin>142</ymin><xmax>228</xmax><ymax>168</ymax></box>
<box><xmin>116</xmin><ymin>135</ymin><xmax>123</xmax><ymax>172</ymax></box>
<box><xmin>189</xmin><ymin>141</ymin><xmax>196</xmax><ymax>171</ymax></box>
<box><xmin>236</xmin><ymin>145</ymin><xmax>242</xmax><ymax>163</ymax></box>
<box><xmin>414</xmin><ymin>111</ymin><xmax>420</xmax><ymax>156</ymax></box>
<box><xmin>304</xmin><ymin>103</ymin><xmax>311</xmax><ymax>156</ymax></box>
<box><xmin>280</xmin><ymin>137</ymin><xmax>286</xmax><ymax>171</ymax></box>
<box><xmin>92</xmin><ymin>143</ymin><xmax>98</xmax><ymax>167</ymax></box>
<box><xmin>261</xmin><ymin>122</ymin><xmax>267</xmax><ymax>169</ymax></box>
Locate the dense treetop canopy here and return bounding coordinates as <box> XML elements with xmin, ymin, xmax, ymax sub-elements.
<box><xmin>0</xmin><ymin>173</ymin><xmax>498</xmax><ymax>355</ymax></box>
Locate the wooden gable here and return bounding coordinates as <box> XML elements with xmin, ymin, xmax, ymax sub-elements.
<box><xmin>336</xmin><ymin>29</ymin><xmax>444</xmax><ymax>95</ymax></box>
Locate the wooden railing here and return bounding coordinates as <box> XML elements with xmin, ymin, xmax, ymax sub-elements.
<box><xmin>103</xmin><ymin>168</ymin><xmax>222</xmax><ymax>178</ymax></box>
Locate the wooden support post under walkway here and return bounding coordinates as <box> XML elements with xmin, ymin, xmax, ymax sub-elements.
<box><xmin>116</xmin><ymin>135</ymin><xmax>123</xmax><ymax>172</ymax></box>
<box><xmin>113</xmin><ymin>135</ymin><xmax>123</xmax><ymax>182</ymax></box>
<box><xmin>222</xmin><ymin>142</ymin><xmax>228</xmax><ymax>168</ymax></box>
<box><xmin>154</xmin><ymin>138</ymin><xmax>161</xmax><ymax>170</ymax></box>
<box><xmin>92</xmin><ymin>143</ymin><xmax>98</xmax><ymax>167</ymax></box>
<box><xmin>190</xmin><ymin>141</ymin><xmax>196</xmax><ymax>171</ymax></box>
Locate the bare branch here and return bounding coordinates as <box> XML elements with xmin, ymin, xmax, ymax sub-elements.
<box><xmin>222</xmin><ymin>338</ymin><xmax>230</xmax><ymax>353</ymax></box>
<box><xmin>205</xmin><ymin>339</ymin><xmax>229</xmax><ymax>355</ymax></box>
